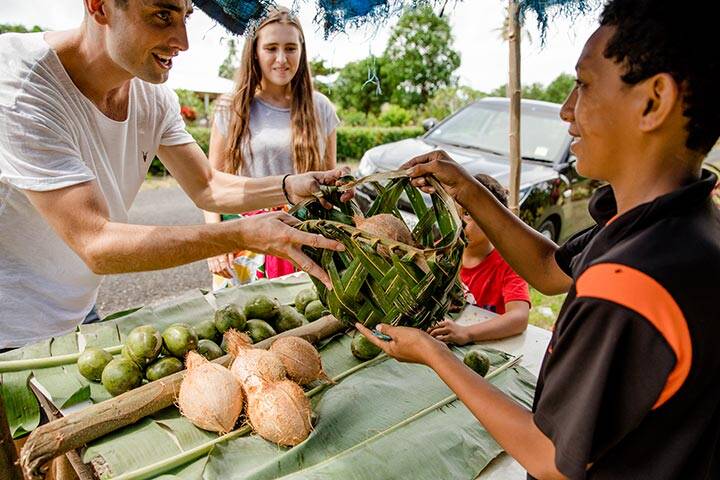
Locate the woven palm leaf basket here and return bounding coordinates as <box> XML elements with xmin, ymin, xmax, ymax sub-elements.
<box><xmin>290</xmin><ymin>169</ymin><xmax>465</xmax><ymax>330</ymax></box>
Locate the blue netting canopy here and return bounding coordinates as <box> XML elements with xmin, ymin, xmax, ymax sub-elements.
<box><xmin>192</xmin><ymin>0</ymin><xmax>598</xmax><ymax>38</ymax></box>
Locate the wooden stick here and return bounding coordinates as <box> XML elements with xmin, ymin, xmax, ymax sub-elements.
<box><xmin>507</xmin><ymin>0</ymin><xmax>522</xmax><ymax>215</ymax></box>
<box><xmin>20</xmin><ymin>315</ymin><xmax>345</xmax><ymax>480</ymax></box>
<box><xmin>29</xmin><ymin>382</ymin><xmax>95</xmax><ymax>480</ymax></box>
<box><xmin>0</xmin><ymin>387</ymin><xmax>23</xmax><ymax>480</ymax></box>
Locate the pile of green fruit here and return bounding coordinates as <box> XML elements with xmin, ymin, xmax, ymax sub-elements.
<box><xmin>77</xmin><ymin>289</ymin><xmax>329</xmax><ymax>397</ymax></box>
<box><xmin>214</xmin><ymin>290</ymin><xmax>329</xmax><ymax>350</ymax></box>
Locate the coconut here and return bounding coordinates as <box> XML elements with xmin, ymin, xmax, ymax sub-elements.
<box><xmin>162</xmin><ymin>324</ymin><xmax>198</xmax><ymax>359</ymax></box>
<box><xmin>304</xmin><ymin>300</ymin><xmax>328</xmax><ymax>322</ymax></box>
<box><xmin>197</xmin><ymin>339</ymin><xmax>223</xmax><ymax>361</ymax></box>
<box><xmin>354</xmin><ymin>213</ymin><xmax>415</xmax><ymax>245</ymax></box>
<box><xmin>145</xmin><ymin>356</ymin><xmax>183</xmax><ymax>382</ymax></box>
<box><xmin>77</xmin><ymin>347</ymin><xmax>113</xmax><ymax>382</ymax></box>
<box><xmin>214</xmin><ymin>304</ymin><xmax>246</xmax><ymax>334</ymax></box>
<box><xmin>294</xmin><ymin>288</ymin><xmax>319</xmax><ymax>314</ymax></box>
<box><xmin>245</xmin><ymin>319</ymin><xmax>277</xmax><ymax>343</ymax></box>
<box><xmin>225</xmin><ymin>329</ymin><xmax>286</xmax><ymax>392</ymax></box>
<box><xmin>463</xmin><ymin>350</ymin><xmax>490</xmax><ymax>377</ymax></box>
<box><xmin>125</xmin><ymin>325</ymin><xmax>163</xmax><ymax>367</ymax></box>
<box><xmin>274</xmin><ymin>306</ymin><xmax>305</xmax><ymax>333</ymax></box>
<box><xmin>178</xmin><ymin>351</ymin><xmax>244</xmax><ymax>434</ymax></box>
<box><xmin>101</xmin><ymin>358</ymin><xmax>143</xmax><ymax>396</ymax></box>
<box><xmin>269</xmin><ymin>336</ymin><xmax>327</xmax><ymax>386</ymax></box>
<box><xmin>246</xmin><ymin>379</ymin><xmax>313</xmax><ymax>446</ymax></box>
<box><xmin>351</xmin><ymin>333</ymin><xmax>382</xmax><ymax>361</ymax></box>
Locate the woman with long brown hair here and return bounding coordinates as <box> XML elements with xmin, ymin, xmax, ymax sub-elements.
<box><xmin>204</xmin><ymin>7</ymin><xmax>339</xmax><ymax>288</ymax></box>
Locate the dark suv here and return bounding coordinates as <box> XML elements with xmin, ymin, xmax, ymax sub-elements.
<box><xmin>354</xmin><ymin>97</ymin><xmax>603</xmax><ymax>242</ymax></box>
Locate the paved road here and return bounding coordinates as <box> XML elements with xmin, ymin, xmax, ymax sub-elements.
<box><xmin>95</xmin><ymin>183</ymin><xmax>210</xmax><ymax>318</ymax></box>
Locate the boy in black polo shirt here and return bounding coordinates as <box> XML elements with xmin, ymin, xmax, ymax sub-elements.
<box><xmin>356</xmin><ymin>0</ymin><xmax>720</xmax><ymax>478</ymax></box>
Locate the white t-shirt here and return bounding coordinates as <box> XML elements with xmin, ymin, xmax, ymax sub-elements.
<box><xmin>0</xmin><ymin>33</ymin><xmax>194</xmax><ymax>348</ymax></box>
<box><xmin>214</xmin><ymin>92</ymin><xmax>340</xmax><ymax>177</ymax></box>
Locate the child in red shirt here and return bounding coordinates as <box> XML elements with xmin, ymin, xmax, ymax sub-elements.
<box><xmin>429</xmin><ymin>174</ymin><xmax>530</xmax><ymax>345</ymax></box>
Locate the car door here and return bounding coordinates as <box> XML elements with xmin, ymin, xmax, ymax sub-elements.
<box><xmin>557</xmin><ymin>155</ymin><xmax>603</xmax><ymax>239</ymax></box>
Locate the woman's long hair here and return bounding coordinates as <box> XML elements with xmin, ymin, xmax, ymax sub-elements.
<box><xmin>223</xmin><ymin>7</ymin><xmax>325</xmax><ymax>175</ymax></box>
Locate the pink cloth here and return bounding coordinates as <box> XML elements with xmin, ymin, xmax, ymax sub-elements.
<box><xmin>242</xmin><ymin>208</ymin><xmax>296</xmax><ymax>280</ymax></box>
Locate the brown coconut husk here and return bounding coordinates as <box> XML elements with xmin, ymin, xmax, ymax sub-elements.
<box><xmin>269</xmin><ymin>336</ymin><xmax>330</xmax><ymax>386</ymax></box>
<box><xmin>225</xmin><ymin>329</ymin><xmax>286</xmax><ymax>392</ymax></box>
<box><xmin>177</xmin><ymin>351</ymin><xmax>244</xmax><ymax>434</ymax></box>
<box><xmin>246</xmin><ymin>379</ymin><xmax>313</xmax><ymax>446</ymax></box>
<box><xmin>353</xmin><ymin>214</ymin><xmax>416</xmax><ymax>245</ymax></box>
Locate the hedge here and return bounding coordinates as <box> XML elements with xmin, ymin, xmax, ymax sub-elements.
<box><xmin>148</xmin><ymin>125</ymin><xmax>423</xmax><ymax>176</ymax></box>
<box><xmin>336</xmin><ymin>126</ymin><xmax>423</xmax><ymax>161</ymax></box>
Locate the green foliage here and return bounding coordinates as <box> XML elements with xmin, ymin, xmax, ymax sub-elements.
<box><xmin>422</xmin><ymin>86</ymin><xmax>486</xmax><ymax>121</ymax></box>
<box><xmin>377</xmin><ymin>104</ymin><xmax>413</xmax><ymax>127</ymax></box>
<box><xmin>0</xmin><ymin>24</ymin><xmax>43</xmax><ymax>34</ymax></box>
<box><xmin>218</xmin><ymin>38</ymin><xmax>239</xmax><ymax>80</ymax></box>
<box><xmin>489</xmin><ymin>73</ymin><xmax>575</xmax><ymax>105</ymax></box>
<box><xmin>543</xmin><ymin>73</ymin><xmax>576</xmax><ymax>104</ymax></box>
<box><xmin>310</xmin><ymin>57</ymin><xmax>336</xmax><ymax>76</ymax></box>
<box><xmin>383</xmin><ymin>6</ymin><xmax>461</xmax><ymax>108</ymax></box>
<box><xmin>338</xmin><ymin>108</ymin><xmax>372</xmax><ymax>127</ymax></box>
<box><xmin>336</xmin><ymin>126</ymin><xmax>423</xmax><ymax>161</ymax></box>
<box><xmin>333</xmin><ymin>57</ymin><xmax>392</xmax><ymax>115</ymax></box>
<box><xmin>175</xmin><ymin>89</ymin><xmax>205</xmax><ymax>118</ymax></box>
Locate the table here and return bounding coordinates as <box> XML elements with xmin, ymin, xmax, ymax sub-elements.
<box><xmin>454</xmin><ymin>306</ymin><xmax>552</xmax><ymax>479</ymax></box>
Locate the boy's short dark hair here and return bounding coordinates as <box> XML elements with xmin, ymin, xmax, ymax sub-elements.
<box><xmin>474</xmin><ymin>174</ymin><xmax>508</xmax><ymax>207</ymax></box>
<box><xmin>601</xmin><ymin>0</ymin><xmax>719</xmax><ymax>154</ymax></box>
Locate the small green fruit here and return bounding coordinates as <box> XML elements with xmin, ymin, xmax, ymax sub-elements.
<box><xmin>197</xmin><ymin>339</ymin><xmax>224</xmax><ymax>361</ymax></box>
<box><xmin>463</xmin><ymin>350</ymin><xmax>490</xmax><ymax>377</ymax></box>
<box><xmin>101</xmin><ymin>358</ymin><xmax>143</xmax><ymax>396</ymax></box>
<box><xmin>245</xmin><ymin>319</ymin><xmax>276</xmax><ymax>343</ymax></box>
<box><xmin>77</xmin><ymin>347</ymin><xmax>113</xmax><ymax>382</ymax></box>
<box><xmin>214</xmin><ymin>305</ymin><xmax>246</xmax><ymax>333</ymax></box>
<box><xmin>162</xmin><ymin>324</ymin><xmax>198</xmax><ymax>359</ymax></box>
<box><xmin>145</xmin><ymin>357</ymin><xmax>183</xmax><ymax>382</ymax></box>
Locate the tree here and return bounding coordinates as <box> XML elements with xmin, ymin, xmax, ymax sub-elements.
<box><xmin>383</xmin><ymin>6</ymin><xmax>461</xmax><ymax>108</ymax></box>
<box><xmin>309</xmin><ymin>57</ymin><xmax>337</xmax><ymax>100</ymax></box>
<box><xmin>0</xmin><ymin>24</ymin><xmax>43</xmax><ymax>34</ymax></box>
<box><xmin>488</xmin><ymin>73</ymin><xmax>575</xmax><ymax>104</ymax></box>
<box><xmin>332</xmin><ymin>57</ymin><xmax>392</xmax><ymax>116</ymax></box>
<box><xmin>423</xmin><ymin>86</ymin><xmax>486</xmax><ymax>120</ymax></box>
<box><xmin>543</xmin><ymin>73</ymin><xmax>575</xmax><ymax>104</ymax></box>
<box><xmin>218</xmin><ymin>38</ymin><xmax>240</xmax><ymax>80</ymax></box>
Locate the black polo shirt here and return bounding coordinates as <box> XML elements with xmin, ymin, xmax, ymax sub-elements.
<box><xmin>530</xmin><ymin>170</ymin><xmax>720</xmax><ymax>480</ymax></box>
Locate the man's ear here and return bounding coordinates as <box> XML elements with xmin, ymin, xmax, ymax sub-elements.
<box><xmin>85</xmin><ymin>0</ymin><xmax>110</xmax><ymax>26</ymax></box>
<box><xmin>638</xmin><ymin>73</ymin><xmax>680</xmax><ymax>133</ymax></box>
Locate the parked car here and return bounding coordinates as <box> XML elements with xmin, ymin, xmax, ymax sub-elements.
<box><xmin>355</xmin><ymin>97</ymin><xmax>603</xmax><ymax>242</ymax></box>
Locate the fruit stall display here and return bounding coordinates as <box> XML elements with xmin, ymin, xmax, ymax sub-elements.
<box><xmin>0</xmin><ymin>273</ymin><xmax>536</xmax><ymax>480</ymax></box>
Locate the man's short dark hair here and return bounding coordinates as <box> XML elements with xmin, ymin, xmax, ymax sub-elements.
<box><xmin>474</xmin><ymin>174</ymin><xmax>508</xmax><ymax>207</ymax></box>
<box><xmin>600</xmin><ymin>0</ymin><xmax>719</xmax><ymax>155</ymax></box>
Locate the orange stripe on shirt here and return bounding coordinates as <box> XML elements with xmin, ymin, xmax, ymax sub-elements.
<box><xmin>576</xmin><ymin>263</ymin><xmax>692</xmax><ymax>409</ymax></box>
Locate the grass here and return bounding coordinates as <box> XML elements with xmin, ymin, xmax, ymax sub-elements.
<box><xmin>528</xmin><ymin>288</ymin><xmax>565</xmax><ymax>330</ymax></box>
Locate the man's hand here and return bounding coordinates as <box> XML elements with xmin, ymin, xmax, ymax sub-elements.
<box><xmin>428</xmin><ymin>319</ymin><xmax>472</xmax><ymax>346</ymax></box>
<box><xmin>207</xmin><ymin>253</ymin><xmax>235</xmax><ymax>279</ymax></box>
<box><xmin>235</xmin><ymin>211</ymin><xmax>344</xmax><ymax>288</ymax></box>
<box><xmin>401</xmin><ymin>151</ymin><xmax>477</xmax><ymax>204</ymax></box>
<box><xmin>285</xmin><ymin>168</ymin><xmax>354</xmax><ymax>208</ymax></box>
<box><xmin>354</xmin><ymin>322</ymin><xmax>449</xmax><ymax>365</ymax></box>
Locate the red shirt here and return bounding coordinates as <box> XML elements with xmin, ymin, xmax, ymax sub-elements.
<box><xmin>460</xmin><ymin>249</ymin><xmax>530</xmax><ymax>314</ymax></box>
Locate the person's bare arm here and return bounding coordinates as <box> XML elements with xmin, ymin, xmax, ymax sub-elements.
<box><xmin>158</xmin><ymin>141</ymin><xmax>350</xmax><ymax>213</ymax></box>
<box><xmin>430</xmin><ymin>301</ymin><xmax>530</xmax><ymax>344</ymax></box>
<box><xmin>403</xmin><ymin>151</ymin><xmax>572</xmax><ymax>295</ymax></box>
<box><xmin>22</xmin><ymin>181</ymin><xmax>342</xmax><ymax>286</ymax></box>
<box><xmin>356</xmin><ymin>323</ymin><xmax>566</xmax><ymax>480</ymax></box>
<box><xmin>325</xmin><ymin>129</ymin><xmax>337</xmax><ymax>169</ymax></box>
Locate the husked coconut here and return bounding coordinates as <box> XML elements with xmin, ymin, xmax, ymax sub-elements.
<box><xmin>354</xmin><ymin>214</ymin><xmax>415</xmax><ymax>245</ymax></box>
<box><xmin>269</xmin><ymin>336</ymin><xmax>328</xmax><ymax>386</ymax></box>
<box><xmin>178</xmin><ymin>351</ymin><xmax>243</xmax><ymax>434</ymax></box>
<box><xmin>246</xmin><ymin>379</ymin><xmax>313</xmax><ymax>446</ymax></box>
<box><xmin>225</xmin><ymin>329</ymin><xmax>286</xmax><ymax>392</ymax></box>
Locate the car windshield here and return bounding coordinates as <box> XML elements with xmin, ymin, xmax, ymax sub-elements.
<box><xmin>425</xmin><ymin>101</ymin><xmax>569</xmax><ymax>162</ymax></box>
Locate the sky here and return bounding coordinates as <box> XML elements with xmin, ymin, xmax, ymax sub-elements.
<box><xmin>0</xmin><ymin>0</ymin><xmax>600</xmax><ymax>93</ymax></box>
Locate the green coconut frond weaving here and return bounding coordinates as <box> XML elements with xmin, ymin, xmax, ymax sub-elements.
<box><xmin>291</xmin><ymin>170</ymin><xmax>465</xmax><ymax>330</ymax></box>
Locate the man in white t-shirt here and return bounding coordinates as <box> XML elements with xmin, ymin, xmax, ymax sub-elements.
<box><xmin>0</xmin><ymin>0</ymin><xmax>349</xmax><ymax>349</ymax></box>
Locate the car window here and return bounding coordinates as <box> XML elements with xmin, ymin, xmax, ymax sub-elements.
<box><xmin>426</xmin><ymin>102</ymin><xmax>569</xmax><ymax>162</ymax></box>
